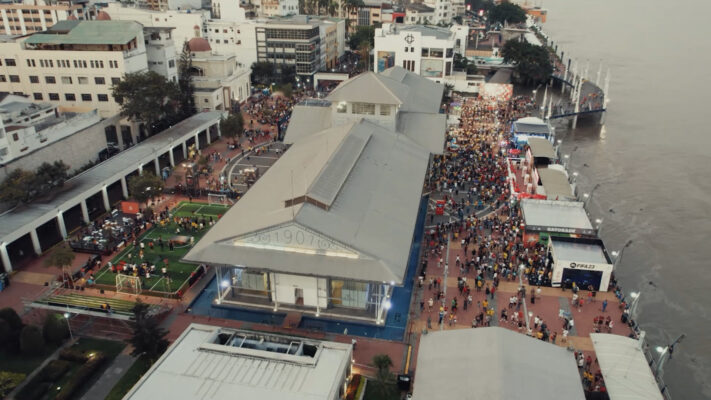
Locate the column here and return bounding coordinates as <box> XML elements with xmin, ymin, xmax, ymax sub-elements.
<box><xmin>80</xmin><ymin>200</ymin><xmax>90</xmax><ymax>223</ymax></box>
<box><xmin>271</xmin><ymin>273</ymin><xmax>279</xmax><ymax>312</ymax></box>
<box><xmin>120</xmin><ymin>176</ymin><xmax>129</xmax><ymax>199</ymax></box>
<box><xmin>168</xmin><ymin>149</ymin><xmax>175</xmax><ymax>167</ymax></box>
<box><xmin>0</xmin><ymin>243</ymin><xmax>13</xmax><ymax>272</ymax></box>
<box><xmin>138</xmin><ymin>164</ymin><xmax>143</xmax><ymax>175</ymax></box>
<box><xmin>57</xmin><ymin>213</ymin><xmax>67</xmax><ymax>239</ymax></box>
<box><xmin>101</xmin><ymin>187</ymin><xmax>110</xmax><ymax>211</ymax></box>
<box><xmin>194</xmin><ymin>133</ymin><xmax>200</xmax><ymax>150</ymax></box>
<box><xmin>206</xmin><ymin>130</ymin><xmax>211</xmax><ymax>145</ymax></box>
<box><xmin>182</xmin><ymin>141</ymin><xmax>188</xmax><ymax>159</ymax></box>
<box><xmin>216</xmin><ymin>122</ymin><xmax>222</xmax><ymax>138</ymax></box>
<box><xmin>29</xmin><ymin>229</ymin><xmax>42</xmax><ymax>256</ymax></box>
<box><xmin>154</xmin><ymin>158</ymin><xmax>160</xmax><ymax>176</ymax></box>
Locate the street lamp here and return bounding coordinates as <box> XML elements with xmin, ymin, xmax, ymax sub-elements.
<box><xmin>595</xmin><ymin>218</ymin><xmax>603</xmax><ymax>237</ymax></box>
<box><xmin>63</xmin><ymin>312</ymin><xmax>73</xmax><ymax>340</ymax></box>
<box><xmin>628</xmin><ymin>291</ymin><xmax>641</xmax><ymax>321</ymax></box>
<box><xmin>655</xmin><ymin>334</ymin><xmax>685</xmax><ymax>377</ymax></box>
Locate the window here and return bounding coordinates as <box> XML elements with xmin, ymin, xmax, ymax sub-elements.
<box><xmin>65</xmin><ymin>93</ymin><xmax>76</xmax><ymax>101</ymax></box>
<box><xmin>0</xmin><ymin>75</ymin><xmax>4</xmax><ymax>82</ymax></box>
<box><xmin>45</xmin><ymin>76</ymin><xmax>56</xmax><ymax>84</ymax></box>
<box><xmin>94</xmin><ymin>77</ymin><xmax>105</xmax><ymax>85</ymax></box>
<box><xmin>97</xmin><ymin>94</ymin><xmax>109</xmax><ymax>102</ymax></box>
<box><xmin>404</xmin><ymin>47</ymin><xmax>408</xmax><ymax>52</ymax></box>
<box><xmin>61</xmin><ymin>76</ymin><xmax>72</xmax><ymax>84</ymax></box>
<box><xmin>49</xmin><ymin>93</ymin><xmax>59</xmax><ymax>100</ymax></box>
<box><xmin>111</xmin><ymin>77</ymin><xmax>120</xmax><ymax>85</ymax></box>
<box><xmin>78</xmin><ymin>76</ymin><xmax>88</xmax><ymax>84</ymax></box>
<box><xmin>4</xmin><ymin>58</ymin><xmax>16</xmax><ymax>66</ymax></box>
<box><xmin>33</xmin><ymin>93</ymin><xmax>43</xmax><ymax>100</ymax></box>
<box><xmin>446</xmin><ymin>48</ymin><xmax>454</xmax><ymax>58</ymax></box>
<box><xmin>379</xmin><ymin>104</ymin><xmax>391</xmax><ymax>116</ymax></box>
<box><xmin>445</xmin><ymin>61</ymin><xmax>452</xmax><ymax>76</ymax></box>
<box><xmin>168</xmin><ymin>59</ymin><xmax>175</xmax><ymax>68</ymax></box>
<box><xmin>12</xmin><ymin>133</ymin><xmax>19</xmax><ymax>141</ymax></box>
<box><xmin>352</xmin><ymin>102</ymin><xmax>375</xmax><ymax>115</ymax></box>
<box><xmin>421</xmin><ymin>48</ymin><xmax>429</xmax><ymax>57</ymax></box>
<box><xmin>430</xmin><ymin>48</ymin><xmax>444</xmax><ymax>58</ymax></box>
<box><xmin>9</xmin><ymin>75</ymin><xmax>19</xmax><ymax>83</ymax></box>
<box><xmin>26</xmin><ymin>59</ymin><xmax>35</xmax><ymax>67</ymax></box>
<box><xmin>336</xmin><ymin>101</ymin><xmax>347</xmax><ymax>113</ymax></box>
<box><xmin>29</xmin><ymin>75</ymin><xmax>39</xmax><ymax>83</ymax></box>
<box><xmin>81</xmin><ymin>93</ymin><xmax>92</xmax><ymax>101</ymax></box>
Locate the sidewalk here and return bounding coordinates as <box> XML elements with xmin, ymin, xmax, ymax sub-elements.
<box><xmin>80</xmin><ymin>348</ymin><xmax>136</xmax><ymax>400</ymax></box>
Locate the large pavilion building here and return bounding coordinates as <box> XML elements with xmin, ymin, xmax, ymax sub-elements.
<box><xmin>184</xmin><ymin>67</ymin><xmax>445</xmax><ymax>324</ymax></box>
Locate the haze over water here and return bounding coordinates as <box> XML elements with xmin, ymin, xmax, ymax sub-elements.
<box><xmin>539</xmin><ymin>0</ymin><xmax>711</xmax><ymax>397</ymax></box>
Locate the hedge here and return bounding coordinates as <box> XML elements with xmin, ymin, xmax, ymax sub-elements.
<box><xmin>0</xmin><ymin>371</ymin><xmax>26</xmax><ymax>398</ymax></box>
<box><xmin>55</xmin><ymin>353</ymin><xmax>106</xmax><ymax>400</ymax></box>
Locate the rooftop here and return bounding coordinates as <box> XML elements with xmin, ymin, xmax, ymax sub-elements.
<box><xmin>512</xmin><ymin>116</ymin><xmax>552</xmax><ymax>135</ymax></box>
<box><xmin>550</xmin><ymin>236</ymin><xmax>611</xmax><ymax>265</ymax></box>
<box><xmin>184</xmin><ymin>119</ymin><xmax>431</xmax><ymax>284</ymax></box>
<box><xmin>537</xmin><ymin>166</ymin><xmax>574</xmax><ymax>201</ymax></box>
<box><xmin>405</xmin><ymin>3</ymin><xmax>434</xmax><ymax>12</ymax></box>
<box><xmin>383</xmin><ymin>24</ymin><xmax>453</xmax><ymax>40</ymax></box>
<box><xmin>527</xmin><ymin>136</ymin><xmax>557</xmax><ymax>159</ymax></box>
<box><xmin>0</xmin><ymin>112</ymin><xmax>222</xmax><ymax>244</ymax></box>
<box><xmin>520</xmin><ymin>199</ymin><xmax>594</xmax><ymax>235</ymax></box>
<box><xmin>24</xmin><ymin>20</ymin><xmax>142</xmax><ymax>46</ymax></box>
<box><xmin>124</xmin><ymin>323</ymin><xmax>352</xmax><ymax>400</ymax></box>
<box><xmin>412</xmin><ymin>327</ymin><xmax>585</xmax><ymax>400</ymax></box>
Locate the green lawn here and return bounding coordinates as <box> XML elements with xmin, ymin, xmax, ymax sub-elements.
<box><xmin>0</xmin><ymin>345</ymin><xmax>57</xmax><ymax>375</ymax></box>
<box><xmin>72</xmin><ymin>338</ymin><xmax>126</xmax><ymax>359</ymax></box>
<box><xmin>93</xmin><ymin>201</ymin><xmax>229</xmax><ymax>293</ymax></box>
<box><xmin>104</xmin><ymin>356</ymin><xmax>152</xmax><ymax>400</ymax></box>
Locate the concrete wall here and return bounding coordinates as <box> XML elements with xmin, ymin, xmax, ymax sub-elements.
<box><xmin>0</xmin><ymin>114</ymin><xmax>121</xmax><ymax>180</ymax></box>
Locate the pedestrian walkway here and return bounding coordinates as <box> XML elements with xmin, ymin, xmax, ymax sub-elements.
<box><xmin>80</xmin><ymin>349</ymin><xmax>136</xmax><ymax>400</ymax></box>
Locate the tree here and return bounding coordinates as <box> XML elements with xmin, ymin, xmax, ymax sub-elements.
<box><xmin>501</xmin><ymin>39</ymin><xmax>553</xmax><ymax>84</ymax></box>
<box><xmin>0</xmin><ymin>169</ymin><xmax>36</xmax><ymax>205</ymax></box>
<box><xmin>44</xmin><ymin>245</ymin><xmax>76</xmax><ymax>285</ymax></box>
<box><xmin>220</xmin><ymin>113</ymin><xmax>245</xmax><ymax>139</ymax></box>
<box><xmin>251</xmin><ymin>61</ymin><xmax>275</xmax><ymax>85</ymax></box>
<box><xmin>19</xmin><ymin>325</ymin><xmax>45</xmax><ymax>356</ymax></box>
<box><xmin>348</xmin><ymin>25</ymin><xmax>374</xmax><ymax>51</ymax></box>
<box><xmin>112</xmin><ymin>71</ymin><xmax>181</xmax><ymax>136</ymax></box>
<box><xmin>0</xmin><ymin>308</ymin><xmax>23</xmax><ymax>333</ymax></box>
<box><xmin>42</xmin><ymin>314</ymin><xmax>70</xmax><ymax>345</ymax></box>
<box><xmin>453</xmin><ymin>53</ymin><xmax>468</xmax><ymax>71</ymax></box>
<box><xmin>370</xmin><ymin>354</ymin><xmax>397</xmax><ymax>400</ymax></box>
<box><xmin>177</xmin><ymin>40</ymin><xmax>197</xmax><ymax>120</ymax></box>
<box><xmin>129</xmin><ymin>301</ymin><xmax>169</xmax><ymax>362</ymax></box>
<box><xmin>488</xmin><ymin>2</ymin><xmax>526</xmax><ymax>25</ymax></box>
<box><xmin>127</xmin><ymin>172</ymin><xmax>165</xmax><ymax>204</ymax></box>
<box><xmin>466</xmin><ymin>62</ymin><xmax>479</xmax><ymax>75</ymax></box>
<box><xmin>357</xmin><ymin>40</ymin><xmax>372</xmax><ymax>72</ymax></box>
<box><xmin>33</xmin><ymin>161</ymin><xmax>69</xmax><ymax>195</ymax></box>
<box><xmin>342</xmin><ymin>0</ymin><xmax>365</xmax><ymax>30</ymax></box>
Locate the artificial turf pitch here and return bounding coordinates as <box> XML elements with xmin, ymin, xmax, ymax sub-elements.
<box><xmin>93</xmin><ymin>201</ymin><xmax>229</xmax><ymax>293</ymax></box>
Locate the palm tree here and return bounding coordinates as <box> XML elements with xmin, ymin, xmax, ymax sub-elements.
<box><xmin>370</xmin><ymin>354</ymin><xmax>397</xmax><ymax>400</ymax></box>
<box><xmin>342</xmin><ymin>0</ymin><xmax>364</xmax><ymax>30</ymax></box>
<box><xmin>44</xmin><ymin>245</ymin><xmax>76</xmax><ymax>288</ymax></box>
<box><xmin>357</xmin><ymin>40</ymin><xmax>372</xmax><ymax>71</ymax></box>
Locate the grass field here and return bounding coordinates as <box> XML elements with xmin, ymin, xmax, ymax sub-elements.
<box><xmin>93</xmin><ymin>201</ymin><xmax>229</xmax><ymax>293</ymax></box>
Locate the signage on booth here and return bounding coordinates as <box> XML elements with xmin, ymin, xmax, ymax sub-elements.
<box><xmin>569</xmin><ymin>262</ymin><xmax>597</xmax><ymax>270</ymax></box>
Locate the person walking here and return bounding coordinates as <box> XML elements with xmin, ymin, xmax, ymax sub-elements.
<box><xmin>602</xmin><ymin>299</ymin><xmax>608</xmax><ymax>312</ymax></box>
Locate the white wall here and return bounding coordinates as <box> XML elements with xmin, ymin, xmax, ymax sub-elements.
<box><xmin>204</xmin><ymin>20</ymin><xmax>258</xmax><ymax>68</ymax></box>
<box><xmin>274</xmin><ymin>273</ymin><xmax>328</xmax><ymax>308</ymax></box>
<box><xmin>374</xmin><ymin>25</ymin><xmax>455</xmax><ymax>80</ymax></box>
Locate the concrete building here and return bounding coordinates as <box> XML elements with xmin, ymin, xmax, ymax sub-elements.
<box><xmin>0</xmin><ymin>112</ymin><xmax>222</xmax><ymax>273</ymax></box>
<box><xmin>374</xmin><ymin>24</ymin><xmax>455</xmax><ymax>84</ymax></box>
<box><xmin>139</xmin><ymin>0</ymin><xmax>202</xmax><ymax>12</ymax></box>
<box><xmin>102</xmin><ymin>2</ymin><xmax>209</xmax><ymax>52</ymax></box>
<box><xmin>203</xmin><ymin>19</ymin><xmax>258</xmax><ymax>68</ymax></box>
<box><xmin>256</xmin><ymin>16</ymin><xmax>345</xmax><ymax>77</ymax></box>
<box><xmin>421</xmin><ymin>0</ymin><xmax>452</xmax><ymax>25</ymax></box>
<box><xmin>183</xmin><ymin>68</ymin><xmax>444</xmax><ymax>324</ymax></box>
<box><xmin>345</xmin><ymin>0</ymin><xmax>392</xmax><ymax>32</ymax></box>
<box><xmin>186</xmin><ymin>37</ymin><xmax>251</xmax><ymax>111</ymax></box>
<box><xmin>124</xmin><ymin>324</ymin><xmax>354</xmax><ymax>400</ymax></box>
<box><xmin>404</xmin><ymin>3</ymin><xmax>434</xmax><ymax>25</ymax></box>
<box><xmin>252</xmin><ymin>0</ymin><xmax>298</xmax><ymax>17</ymax></box>
<box><xmin>0</xmin><ymin>94</ymin><xmax>104</xmax><ymax>166</ymax></box>
<box><xmin>145</xmin><ymin>26</ymin><xmax>178</xmax><ymax>82</ymax></box>
<box><xmin>0</xmin><ymin>20</ymin><xmax>148</xmax><ymax>118</ymax></box>
<box><xmin>0</xmin><ymin>0</ymin><xmax>89</xmax><ymax>36</ymax></box>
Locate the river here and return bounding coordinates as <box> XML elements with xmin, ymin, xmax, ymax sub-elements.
<box><xmin>536</xmin><ymin>0</ymin><xmax>711</xmax><ymax>397</ymax></box>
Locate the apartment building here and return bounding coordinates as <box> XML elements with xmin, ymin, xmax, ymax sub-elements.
<box><xmin>256</xmin><ymin>15</ymin><xmax>344</xmax><ymax>77</ymax></box>
<box><xmin>251</xmin><ymin>0</ymin><xmax>298</xmax><ymax>17</ymax></box>
<box><xmin>0</xmin><ymin>0</ymin><xmax>88</xmax><ymax>36</ymax></box>
<box><xmin>374</xmin><ymin>24</ymin><xmax>454</xmax><ymax>79</ymax></box>
<box><xmin>0</xmin><ymin>20</ymin><xmax>148</xmax><ymax>118</ymax></box>
<box><xmin>203</xmin><ymin>19</ymin><xmax>258</xmax><ymax>68</ymax></box>
<box><xmin>145</xmin><ymin>27</ymin><xmax>178</xmax><ymax>81</ymax></box>
<box><xmin>187</xmin><ymin>37</ymin><xmax>251</xmax><ymax>111</ymax></box>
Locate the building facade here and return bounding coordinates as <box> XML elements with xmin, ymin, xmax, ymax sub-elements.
<box><xmin>256</xmin><ymin>15</ymin><xmax>345</xmax><ymax>76</ymax></box>
<box><xmin>145</xmin><ymin>27</ymin><xmax>178</xmax><ymax>82</ymax></box>
<box><xmin>374</xmin><ymin>24</ymin><xmax>455</xmax><ymax>84</ymax></box>
<box><xmin>0</xmin><ymin>0</ymin><xmax>88</xmax><ymax>36</ymax></box>
<box><xmin>251</xmin><ymin>0</ymin><xmax>298</xmax><ymax>17</ymax></box>
<box><xmin>0</xmin><ymin>20</ymin><xmax>148</xmax><ymax>118</ymax></box>
<box><xmin>203</xmin><ymin>19</ymin><xmax>258</xmax><ymax>68</ymax></box>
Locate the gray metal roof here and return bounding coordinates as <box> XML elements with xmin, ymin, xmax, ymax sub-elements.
<box><xmin>413</xmin><ymin>327</ymin><xmax>585</xmax><ymax>400</ymax></box>
<box><xmin>488</xmin><ymin>68</ymin><xmax>512</xmax><ymax>84</ymax></box>
<box><xmin>0</xmin><ymin>112</ymin><xmax>222</xmax><ymax>244</ymax></box>
<box><xmin>590</xmin><ymin>334</ymin><xmax>664</xmax><ymax>400</ymax></box>
<box><xmin>520</xmin><ymin>199</ymin><xmax>594</xmax><ymax>235</ymax></box>
<box><xmin>537</xmin><ymin>167</ymin><xmax>575</xmax><ymax>201</ymax></box>
<box><xmin>512</xmin><ymin>116</ymin><xmax>552</xmax><ymax>135</ymax></box>
<box><xmin>395</xmin><ymin>24</ymin><xmax>453</xmax><ymax>40</ymax></box>
<box><xmin>184</xmin><ymin>119</ymin><xmax>430</xmax><ymax>284</ymax></box>
<box><xmin>124</xmin><ymin>323</ymin><xmax>352</xmax><ymax>400</ymax></box>
<box><xmin>286</xmin><ymin>67</ymin><xmax>445</xmax><ymax>154</ymax></box>
<box><xmin>527</xmin><ymin>136</ymin><xmax>556</xmax><ymax>159</ymax></box>
<box><xmin>551</xmin><ymin>238</ymin><xmax>609</xmax><ymax>264</ymax></box>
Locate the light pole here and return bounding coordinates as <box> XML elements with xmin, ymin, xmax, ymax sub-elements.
<box><xmin>655</xmin><ymin>334</ymin><xmax>686</xmax><ymax>377</ymax></box>
<box><xmin>628</xmin><ymin>291</ymin><xmax>641</xmax><ymax>321</ymax></box>
<box><xmin>595</xmin><ymin>218</ymin><xmax>603</xmax><ymax>237</ymax></box>
<box><xmin>63</xmin><ymin>312</ymin><xmax>73</xmax><ymax>340</ymax></box>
